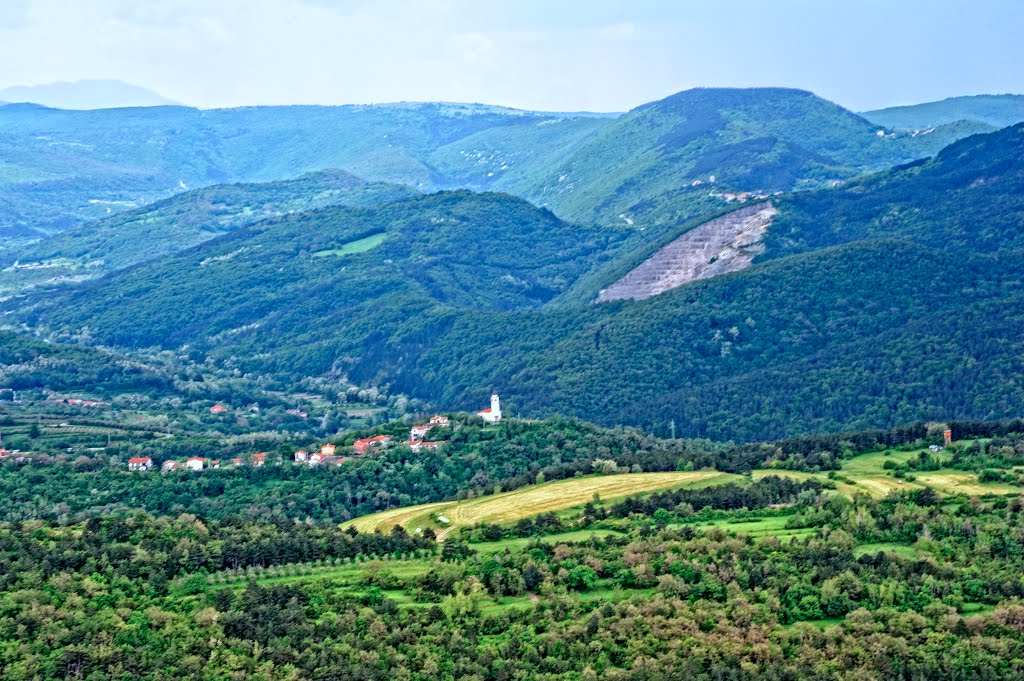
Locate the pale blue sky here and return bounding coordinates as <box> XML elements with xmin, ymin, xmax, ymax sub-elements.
<box><xmin>0</xmin><ymin>0</ymin><xmax>1020</xmax><ymax>112</ymax></box>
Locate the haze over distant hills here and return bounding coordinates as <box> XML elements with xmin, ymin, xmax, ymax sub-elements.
<box><xmin>863</xmin><ymin>94</ymin><xmax>1024</xmax><ymax>130</ymax></box>
<box><xmin>0</xmin><ymin>87</ymin><xmax>990</xmax><ymax>249</ymax></box>
<box><xmin>0</xmin><ymin>79</ymin><xmax>178</xmax><ymax>110</ymax></box>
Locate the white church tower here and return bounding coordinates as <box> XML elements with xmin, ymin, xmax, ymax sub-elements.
<box><xmin>477</xmin><ymin>390</ymin><xmax>502</xmax><ymax>424</ymax></box>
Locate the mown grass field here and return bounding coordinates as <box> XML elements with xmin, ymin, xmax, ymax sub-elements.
<box><xmin>346</xmin><ymin>471</ymin><xmax>741</xmax><ymax>537</ymax></box>
<box><xmin>684</xmin><ymin>514</ymin><xmax>817</xmax><ymax>541</ymax></box>
<box><xmin>756</xmin><ymin>447</ymin><xmax>1021</xmax><ymax>498</ymax></box>
<box><xmin>345</xmin><ymin>442</ymin><xmax>1021</xmax><ymax>543</ymax></box>
<box><xmin>312</xmin><ymin>232</ymin><xmax>386</xmax><ymax>257</ymax></box>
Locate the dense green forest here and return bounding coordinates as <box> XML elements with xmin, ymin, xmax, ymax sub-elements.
<box><xmin>12</xmin><ymin>123</ymin><xmax>1024</xmax><ymax>441</ymax></box>
<box><xmin>0</xmin><ymin>101</ymin><xmax>584</xmax><ymax>243</ymax></box>
<box><xmin>765</xmin><ymin>123</ymin><xmax>1024</xmax><ymax>258</ymax></box>
<box><xmin>1</xmin><ymin>463</ymin><xmax>1023</xmax><ymax>679</ymax></box>
<box><xmin>0</xmin><ymin>87</ymin><xmax>984</xmax><ymax>250</ymax></box>
<box><xmin>0</xmin><ymin>169</ymin><xmax>416</xmax><ymax>294</ymax></box>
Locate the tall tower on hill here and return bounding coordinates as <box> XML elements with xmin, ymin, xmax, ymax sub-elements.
<box><xmin>478</xmin><ymin>390</ymin><xmax>502</xmax><ymax>424</ymax></box>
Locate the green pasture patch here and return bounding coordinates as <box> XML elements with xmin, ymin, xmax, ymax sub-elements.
<box><xmin>312</xmin><ymin>232</ymin><xmax>386</xmax><ymax>257</ymax></box>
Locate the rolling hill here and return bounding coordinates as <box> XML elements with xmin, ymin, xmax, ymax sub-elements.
<box><xmin>437</xmin><ymin>87</ymin><xmax>973</xmax><ymax>230</ymax></box>
<box><xmin>22</xmin><ymin>191</ymin><xmax>626</xmax><ymax>352</ymax></box>
<box><xmin>16</xmin><ymin>124</ymin><xmax>1024</xmax><ymax>441</ymax></box>
<box><xmin>0</xmin><ymin>87</ymin><xmax>998</xmax><ymax>253</ymax></box>
<box><xmin>0</xmin><ymin>169</ymin><xmax>416</xmax><ymax>294</ymax></box>
<box><xmin>863</xmin><ymin>94</ymin><xmax>1024</xmax><ymax>130</ymax></box>
<box><xmin>0</xmin><ymin>101</ymin><xmax>592</xmax><ymax>244</ymax></box>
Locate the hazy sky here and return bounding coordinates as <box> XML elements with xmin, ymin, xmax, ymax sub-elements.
<box><xmin>1</xmin><ymin>0</ymin><xmax>1021</xmax><ymax>112</ymax></box>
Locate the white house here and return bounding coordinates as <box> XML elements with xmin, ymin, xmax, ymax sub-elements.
<box><xmin>409</xmin><ymin>424</ymin><xmax>433</xmax><ymax>441</ymax></box>
<box><xmin>128</xmin><ymin>456</ymin><xmax>153</xmax><ymax>471</ymax></box>
<box><xmin>477</xmin><ymin>391</ymin><xmax>502</xmax><ymax>424</ymax></box>
<box><xmin>185</xmin><ymin>457</ymin><xmax>205</xmax><ymax>471</ymax></box>
<box><xmin>294</xmin><ymin>450</ymin><xmax>308</xmax><ymax>463</ymax></box>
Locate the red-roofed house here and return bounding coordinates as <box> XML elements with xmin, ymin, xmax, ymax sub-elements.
<box><xmin>320</xmin><ymin>443</ymin><xmax>336</xmax><ymax>457</ymax></box>
<box><xmin>252</xmin><ymin>452</ymin><xmax>268</xmax><ymax>467</ymax></box>
<box><xmin>428</xmin><ymin>415</ymin><xmax>450</xmax><ymax>426</ymax></box>
<box><xmin>186</xmin><ymin>457</ymin><xmax>205</xmax><ymax>471</ymax></box>
<box><xmin>408</xmin><ymin>441</ymin><xmax>442</xmax><ymax>453</ymax></box>
<box><xmin>210</xmin><ymin>404</ymin><xmax>228</xmax><ymax>415</ymax></box>
<box><xmin>353</xmin><ymin>434</ymin><xmax>393</xmax><ymax>455</ymax></box>
<box><xmin>128</xmin><ymin>456</ymin><xmax>153</xmax><ymax>471</ymax></box>
<box><xmin>409</xmin><ymin>424</ymin><xmax>433</xmax><ymax>441</ymax></box>
<box><xmin>294</xmin><ymin>450</ymin><xmax>308</xmax><ymax>463</ymax></box>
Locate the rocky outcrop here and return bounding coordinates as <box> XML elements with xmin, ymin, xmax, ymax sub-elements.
<box><xmin>596</xmin><ymin>202</ymin><xmax>778</xmax><ymax>302</ymax></box>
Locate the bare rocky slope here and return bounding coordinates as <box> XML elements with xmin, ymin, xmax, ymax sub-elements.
<box><xmin>596</xmin><ymin>202</ymin><xmax>777</xmax><ymax>302</ymax></box>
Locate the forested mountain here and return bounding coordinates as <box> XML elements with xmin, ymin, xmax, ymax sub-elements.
<box><xmin>863</xmin><ymin>93</ymin><xmax>1024</xmax><ymax>130</ymax></box>
<box><xmin>765</xmin><ymin>123</ymin><xmax>1024</xmax><ymax>258</ymax></box>
<box><xmin>0</xmin><ymin>101</ymin><xmax>590</xmax><ymax>244</ymax></box>
<box><xmin>22</xmin><ymin>191</ymin><xmax>625</xmax><ymax>361</ymax></box>
<box><xmin>0</xmin><ymin>169</ymin><xmax>416</xmax><ymax>294</ymax></box>
<box><xmin>0</xmin><ymin>331</ymin><xmax>174</xmax><ymax>395</ymax></box>
<box><xmin>450</xmin><ymin>87</ymin><xmax>970</xmax><ymax>229</ymax></box>
<box><xmin>0</xmin><ymin>88</ymin><xmax>992</xmax><ymax>252</ymax></box>
<box><xmin>16</xmin><ymin>124</ymin><xmax>1024</xmax><ymax>441</ymax></box>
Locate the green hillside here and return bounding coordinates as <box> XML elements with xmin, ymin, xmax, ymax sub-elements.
<box><xmin>0</xmin><ymin>89</ymin><xmax>998</xmax><ymax>252</ymax></box>
<box><xmin>765</xmin><ymin>123</ymin><xmax>1024</xmax><ymax>258</ymax></box>
<box><xmin>25</xmin><ymin>190</ymin><xmax>625</xmax><ymax>347</ymax></box>
<box><xmin>16</xmin><ymin>124</ymin><xmax>1024</xmax><ymax>441</ymax></box>
<box><xmin>0</xmin><ymin>169</ymin><xmax>415</xmax><ymax>294</ymax></box>
<box><xmin>0</xmin><ymin>101</ymin><xmax>583</xmax><ymax>244</ymax></box>
<box><xmin>476</xmin><ymin>87</ymin><xmax>968</xmax><ymax>229</ymax></box>
<box><xmin>863</xmin><ymin>94</ymin><xmax>1024</xmax><ymax>129</ymax></box>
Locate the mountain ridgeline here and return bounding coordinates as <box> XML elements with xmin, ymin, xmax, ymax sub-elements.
<box><xmin>15</xmin><ymin>116</ymin><xmax>1024</xmax><ymax>441</ymax></box>
<box><xmin>0</xmin><ymin>87</ymin><xmax>993</xmax><ymax>251</ymax></box>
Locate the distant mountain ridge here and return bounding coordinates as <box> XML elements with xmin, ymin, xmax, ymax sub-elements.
<box><xmin>431</xmin><ymin>87</ymin><xmax>975</xmax><ymax>231</ymax></box>
<box><xmin>0</xmin><ymin>79</ymin><xmax>178</xmax><ymax>109</ymax></box>
<box><xmin>0</xmin><ymin>87</ymin><xmax>996</xmax><ymax>249</ymax></box>
<box><xmin>863</xmin><ymin>94</ymin><xmax>1024</xmax><ymax>130</ymax></box>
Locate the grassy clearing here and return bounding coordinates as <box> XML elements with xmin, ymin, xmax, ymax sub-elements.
<box><xmin>348</xmin><ymin>442</ymin><xmax>1018</xmax><ymax>543</ymax></box>
<box><xmin>685</xmin><ymin>514</ymin><xmax>817</xmax><ymax>541</ymax></box>
<box><xmin>346</xmin><ymin>471</ymin><xmax>740</xmax><ymax>537</ymax></box>
<box><xmin>785</xmin><ymin>617</ymin><xmax>845</xmax><ymax>630</ymax></box>
<box><xmin>853</xmin><ymin>542</ymin><xmax>922</xmax><ymax>559</ymax></box>
<box><xmin>913</xmin><ymin>470</ymin><xmax>1019</xmax><ymax>495</ymax></box>
<box><xmin>217</xmin><ymin>558</ymin><xmax>435</xmax><ymax>590</ymax></box>
<box><xmin>312</xmin><ymin>232</ymin><xmax>386</xmax><ymax>257</ymax></box>
<box><xmin>472</xmin><ymin>529</ymin><xmax>624</xmax><ymax>554</ymax></box>
<box><xmin>835</xmin><ymin>448</ymin><xmax>1019</xmax><ymax>497</ymax></box>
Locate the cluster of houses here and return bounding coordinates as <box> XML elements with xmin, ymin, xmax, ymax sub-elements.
<box><xmin>131</xmin><ymin>393</ymin><xmax>503</xmax><ymax>473</ymax></box>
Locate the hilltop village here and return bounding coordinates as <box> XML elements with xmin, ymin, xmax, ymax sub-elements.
<box><xmin>130</xmin><ymin>392</ymin><xmax>503</xmax><ymax>473</ymax></box>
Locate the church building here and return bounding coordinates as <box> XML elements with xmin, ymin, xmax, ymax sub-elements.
<box><xmin>477</xmin><ymin>391</ymin><xmax>502</xmax><ymax>424</ymax></box>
